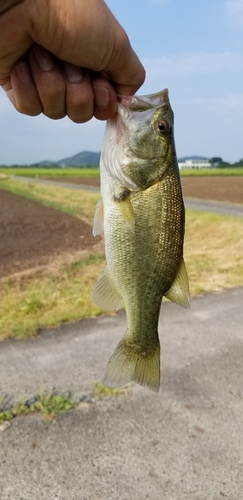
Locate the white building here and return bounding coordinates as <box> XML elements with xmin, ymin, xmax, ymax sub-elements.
<box><xmin>178</xmin><ymin>158</ymin><xmax>211</xmax><ymax>169</ymax></box>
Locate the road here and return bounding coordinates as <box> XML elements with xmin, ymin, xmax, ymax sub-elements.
<box><xmin>12</xmin><ymin>175</ymin><xmax>243</xmax><ymax>218</ymax></box>
<box><xmin>0</xmin><ymin>287</ymin><xmax>243</xmax><ymax>499</ymax></box>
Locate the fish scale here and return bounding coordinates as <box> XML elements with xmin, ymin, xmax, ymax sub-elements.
<box><xmin>92</xmin><ymin>89</ymin><xmax>190</xmax><ymax>392</ymax></box>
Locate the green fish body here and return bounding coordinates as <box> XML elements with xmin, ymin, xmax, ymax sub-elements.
<box><xmin>92</xmin><ymin>89</ymin><xmax>190</xmax><ymax>392</ymax></box>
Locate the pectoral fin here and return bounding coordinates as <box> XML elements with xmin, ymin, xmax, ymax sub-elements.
<box><xmin>165</xmin><ymin>258</ymin><xmax>190</xmax><ymax>309</ymax></box>
<box><xmin>92</xmin><ymin>266</ymin><xmax>122</xmax><ymax>311</ymax></box>
<box><xmin>116</xmin><ymin>198</ymin><xmax>135</xmax><ymax>232</ymax></box>
<box><xmin>92</xmin><ymin>198</ymin><xmax>104</xmax><ymax>236</ymax></box>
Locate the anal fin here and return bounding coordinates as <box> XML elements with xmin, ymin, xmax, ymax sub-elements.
<box><xmin>92</xmin><ymin>266</ymin><xmax>122</xmax><ymax>311</ymax></box>
<box><xmin>165</xmin><ymin>258</ymin><xmax>190</xmax><ymax>309</ymax></box>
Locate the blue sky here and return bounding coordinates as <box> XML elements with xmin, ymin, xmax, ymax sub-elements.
<box><xmin>1</xmin><ymin>0</ymin><xmax>243</xmax><ymax>165</ymax></box>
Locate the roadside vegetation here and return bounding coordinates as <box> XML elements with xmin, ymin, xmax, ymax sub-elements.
<box><xmin>1</xmin><ymin>166</ymin><xmax>243</xmax><ymax>178</ymax></box>
<box><xmin>0</xmin><ymin>176</ymin><xmax>243</xmax><ymax>341</ymax></box>
<box><xmin>0</xmin><ymin>167</ymin><xmax>99</xmax><ymax>178</ymax></box>
<box><xmin>180</xmin><ymin>167</ymin><xmax>243</xmax><ymax>176</ymax></box>
<box><xmin>0</xmin><ymin>391</ymin><xmax>78</xmax><ymax>423</ymax></box>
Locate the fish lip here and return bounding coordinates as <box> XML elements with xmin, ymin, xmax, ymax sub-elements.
<box><xmin>117</xmin><ymin>88</ymin><xmax>169</xmax><ymax>112</ymax></box>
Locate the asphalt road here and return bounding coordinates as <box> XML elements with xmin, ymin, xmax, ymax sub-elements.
<box><xmin>0</xmin><ymin>287</ymin><xmax>243</xmax><ymax>500</ymax></box>
<box><xmin>11</xmin><ymin>175</ymin><xmax>243</xmax><ymax>218</ymax></box>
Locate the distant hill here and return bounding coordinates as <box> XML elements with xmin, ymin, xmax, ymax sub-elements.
<box><xmin>57</xmin><ymin>151</ymin><xmax>100</xmax><ymax>167</ymax></box>
<box><xmin>32</xmin><ymin>151</ymin><xmax>100</xmax><ymax>168</ymax></box>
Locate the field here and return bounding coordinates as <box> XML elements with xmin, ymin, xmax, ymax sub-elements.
<box><xmin>0</xmin><ymin>173</ymin><xmax>243</xmax><ymax>340</ymax></box>
<box><xmin>1</xmin><ymin>166</ymin><xmax>243</xmax><ymax>177</ymax></box>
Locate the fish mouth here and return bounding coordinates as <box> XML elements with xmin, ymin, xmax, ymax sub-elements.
<box><xmin>118</xmin><ymin>88</ymin><xmax>169</xmax><ymax>113</ymax></box>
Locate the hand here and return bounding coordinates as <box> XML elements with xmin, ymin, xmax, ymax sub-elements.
<box><xmin>0</xmin><ymin>0</ymin><xmax>145</xmax><ymax>122</ymax></box>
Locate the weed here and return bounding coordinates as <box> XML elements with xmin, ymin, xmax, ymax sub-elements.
<box><xmin>0</xmin><ymin>391</ymin><xmax>78</xmax><ymax>423</ymax></box>
<box><xmin>93</xmin><ymin>382</ymin><xmax>130</xmax><ymax>398</ymax></box>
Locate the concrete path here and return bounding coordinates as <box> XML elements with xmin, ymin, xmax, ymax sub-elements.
<box><xmin>0</xmin><ymin>288</ymin><xmax>243</xmax><ymax>499</ymax></box>
<box><xmin>184</xmin><ymin>197</ymin><xmax>243</xmax><ymax>218</ymax></box>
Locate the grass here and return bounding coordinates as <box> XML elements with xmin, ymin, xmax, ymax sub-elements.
<box><xmin>1</xmin><ymin>166</ymin><xmax>243</xmax><ymax>178</ymax></box>
<box><xmin>0</xmin><ymin>177</ymin><xmax>243</xmax><ymax>340</ymax></box>
<box><xmin>0</xmin><ymin>167</ymin><xmax>99</xmax><ymax>177</ymax></box>
<box><xmin>0</xmin><ymin>391</ymin><xmax>78</xmax><ymax>423</ymax></box>
<box><xmin>93</xmin><ymin>382</ymin><xmax>130</xmax><ymax>398</ymax></box>
<box><xmin>179</xmin><ymin>167</ymin><xmax>243</xmax><ymax>176</ymax></box>
<box><xmin>0</xmin><ymin>254</ymin><xmax>106</xmax><ymax>340</ymax></box>
<box><xmin>184</xmin><ymin>210</ymin><xmax>243</xmax><ymax>294</ymax></box>
<box><xmin>0</xmin><ymin>177</ymin><xmax>100</xmax><ymax>225</ymax></box>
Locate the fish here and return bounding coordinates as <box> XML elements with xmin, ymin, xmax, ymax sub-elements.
<box><xmin>92</xmin><ymin>89</ymin><xmax>190</xmax><ymax>392</ymax></box>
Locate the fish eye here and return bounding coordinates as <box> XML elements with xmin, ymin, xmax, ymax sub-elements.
<box><xmin>157</xmin><ymin>120</ymin><xmax>169</xmax><ymax>134</ymax></box>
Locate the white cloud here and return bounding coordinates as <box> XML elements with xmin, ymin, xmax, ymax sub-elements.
<box><xmin>142</xmin><ymin>51</ymin><xmax>243</xmax><ymax>78</ymax></box>
<box><xmin>224</xmin><ymin>0</ymin><xmax>243</xmax><ymax>27</ymax></box>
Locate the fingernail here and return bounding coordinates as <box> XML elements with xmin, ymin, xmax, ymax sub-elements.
<box><xmin>15</xmin><ymin>61</ymin><xmax>32</xmax><ymax>84</ymax></box>
<box><xmin>64</xmin><ymin>63</ymin><xmax>83</xmax><ymax>83</ymax></box>
<box><xmin>93</xmin><ymin>86</ymin><xmax>109</xmax><ymax>108</ymax></box>
<box><xmin>33</xmin><ymin>45</ymin><xmax>54</xmax><ymax>71</ymax></box>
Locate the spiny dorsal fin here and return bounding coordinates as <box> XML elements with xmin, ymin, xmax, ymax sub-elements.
<box><xmin>93</xmin><ymin>198</ymin><xmax>104</xmax><ymax>236</ymax></box>
<box><xmin>102</xmin><ymin>337</ymin><xmax>160</xmax><ymax>393</ymax></box>
<box><xmin>116</xmin><ymin>198</ymin><xmax>135</xmax><ymax>232</ymax></box>
<box><xmin>92</xmin><ymin>266</ymin><xmax>122</xmax><ymax>311</ymax></box>
<box><xmin>165</xmin><ymin>258</ymin><xmax>190</xmax><ymax>309</ymax></box>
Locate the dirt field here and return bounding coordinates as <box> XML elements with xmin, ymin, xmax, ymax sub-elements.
<box><xmin>1</xmin><ymin>176</ymin><xmax>242</xmax><ymax>279</ymax></box>
<box><xmin>0</xmin><ymin>189</ymin><xmax>100</xmax><ymax>279</ymax></box>
<box><xmin>48</xmin><ymin>175</ymin><xmax>243</xmax><ymax>204</ymax></box>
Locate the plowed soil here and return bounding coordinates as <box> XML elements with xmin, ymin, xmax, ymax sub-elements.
<box><xmin>0</xmin><ymin>189</ymin><xmax>100</xmax><ymax>279</ymax></box>
<box><xmin>48</xmin><ymin>175</ymin><xmax>243</xmax><ymax>204</ymax></box>
<box><xmin>1</xmin><ymin>175</ymin><xmax>242</xmax><ymax>279</ymax></box>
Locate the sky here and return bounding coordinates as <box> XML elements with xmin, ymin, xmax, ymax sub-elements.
<box><xmin>1</xmin><ymin>0</ymin><xmax>243</xmax><ymax>165</ymax></box>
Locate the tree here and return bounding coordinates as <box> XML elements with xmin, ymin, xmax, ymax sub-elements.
<box><xmin>209</xmin><ymin>157</ymin><xmax>223</xmax><ymax>166</ymax></box>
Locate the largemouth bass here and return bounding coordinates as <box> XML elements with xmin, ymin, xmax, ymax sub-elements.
<box><xmin>92</xmin><ymin>89</ymin><xmax>190</xmax><ymax>392</ymax></box>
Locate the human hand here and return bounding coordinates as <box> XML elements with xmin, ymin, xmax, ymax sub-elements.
<box><xmin>0</xmin><ymin>0</ymin><xmax>145</xmax><ymax>122</ymax></box>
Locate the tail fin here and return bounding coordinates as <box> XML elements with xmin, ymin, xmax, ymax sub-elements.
<box><xmin>102</xmin><ymin>337</ymin><xmax>160</xmax><ymax>392</ymax></box>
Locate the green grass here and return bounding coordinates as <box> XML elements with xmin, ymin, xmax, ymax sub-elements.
<box><xmin>0</xmin><ymin>254</ymin><xmax>106</xmax><ymax>340</ymax></box>
<box><xmin>1</xmin><ymin>166</ymin><xmax>243</xmax><ymax>178</ymax></box>
<box><xmin>179</xmin><ymin>167</ymin><xmax>243</xmax><ymax>176</ymax></box>
<box><xmin>93</xmin><ymin>382</ymin><xmax>130</xmax><ymax>398</ymax></box>
<box><xmin>184</xmin><ymin>210</ymin><xmax>243</xmax><ymax>294</ymax></box>
<box><xmin>0</xmin><ymin>391</ymin><xmax>78</xmax><ymax>423</ymax></box>
<box><xmin>0</xmin><ymin>167</ymin><xmax>99</xmax><ymax>177</ymax></box>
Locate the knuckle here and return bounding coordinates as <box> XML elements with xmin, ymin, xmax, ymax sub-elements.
<box><xmin>44</xmin><ymin>110</ymin><xmax>66</xmax><ymax>120</ymax></box>
<box><xmin>16</xmin><ymin>102</ymin><xmax>42</xmax><ymax>116</ymax></box>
